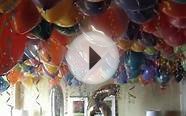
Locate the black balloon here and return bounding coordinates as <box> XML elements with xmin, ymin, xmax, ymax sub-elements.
<box><xmin>30</xmin><ymin>20</ymin><xmax>53</xmax><ymax>40</ymax></box>
<box><xmin>124</xmin><ymin>21</ymin><xmax>140</xmax><ymax>40</ymax></box>
<box><xmin>140</xmin><ymin>31</ymin><xmax>157</xmax><ymax>47</ymax></box>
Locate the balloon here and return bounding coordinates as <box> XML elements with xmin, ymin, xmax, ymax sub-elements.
<box><xmin>0</xmin><ymin>77</ymin><xmax>10</xmax><ymax>93</ymax></box>
<box><xmin>32</xmin><ymin>0</ymin><xmax>61</xmax><ymax>10</ymax></box>
<box><xmin>168</xmin><ymin>16</ymin><xmax>186</xmax><ymax>29</ymax></box>
<box><xmin>42</xmin><ymin>63</ymin><xmax>59</xmax><ymax>79</ymax></box>
<box><xmin>64</xmin><ymin>73</ymin><xmax>82</xmax><ymax>86</ymax></box>
<box><xmin>38</xmin><ymin>30</ymin><xmax>67</xmax><ymax>66</ymax></box>
<box><xmin>131</xmin><ymin>41</ymin><xmax>145</xmax><ymax>52</ymax></box>
<box><xmin>158</xmin><ymin>12</ymin><xmax>186</xmax><ymax>47</ymax></box>
<box><xmin>174</xmin><ymin>60</ymin><xmax>185</xmax><ymax>82</ymax></box>
<box><xmin>124</xmin><ymin>8</ymin><xmax>157</xmax><ymax>24</ymax></box>
<box><xmin>141</xmin><ymin>62</ymin><xmax>156</xmax><ymax>84</ymax></box>
<box><xmin>54</xmin><ymin>24</ymin><xmax>80</xmax><ymax>36</ymax></box>
<box><xmin>172</xmin><ymin>0</ymin><xmax>186</xmax><ymax>4</ymax></box>
<box><xmin>124</xmin><ymin>21</ymin><xmax>140</xmax><ymax>40</ymax></box>
<box><xmin>90</xmin><ymin>4</ymin><xmax>128</xmax><ymax>39</ymax></box>
<box><xmin>0</xmin><ymin>14</ymin><xmax>28</xmax><ymax>75</ymax></box>
<box><xmin>37</xmin><ymin>0</ymin><xmax>80</xmax><ymax>24</ymax></box>
<box><xmin>144</xmin><ymin>47</ymin><xmax>160</xmax><ymax>60</ymax></box>
<box><xmin>116</xmin><ymin>0</ymin><xmax>158</xmax><ymax>24</ymax></box>
<box><xmin>24</xmin><ymin>39</ymin><xmax>41</xmax><ymax>60</ymax></box>
<box><xmin>92</xmin><ymin>84</ymin><xmax>120</xmax><ymax>102</ymax></box>
<box><xmin>140</xmin><ymin>32</ymin><xmax>157</xmax><ymax>47</ymax></box>
<box><xmin>0</xmin><ymin>0</ymin><xmax>20</xmax><ymax>13</ymax></box>
<box><xmin>124</xmin><ymin>51</ymin><xmax>145</xmax><ymax>70</ymax></box>
<box><xmin>117</xmin><ymin>39</ymin><xmax>132</xmax><ymax>51</ymax></box>
<box><xmin>114</xmin><ymin>64</ymin><xmax>128</xmax><ymax>84</ymax></box>
<box><xmin>156</xmin><ymin>68</ymin><xmax>171</xmax><ymax>87</ymax></box>
<box><xmin>161</xmin><ymin>0</ymin><xmax>186</xmax><ymax>18</ymax></box>
<box><xmin>11</xmin><ymin>0</ymin><xmax>41</xmax><ymax>34</ymax></box>
<box><xmin>76</xmin><ymin>0</ymin><xmax>111</xmax><ymax>16</ymax></box>
<box><xmin>155</xmin><ymin>40</ymin><xmax>174</xmax><ymax>58</ymax></box>
<box><xmin>124</xmin><ymin>51</ymin><xmax>145</xmax><ymax>79</ymax></box>
<box><xmin>88</xmin><ymin>102</ymin><xmax>111</xmax><ymax>116</ymax></box>
<box><xmin>50</xmin><ymin>84</ymin><xmax>64</xmax><ymax>116</ymax></box>
<box><xmin>116</xmin><ymin>0</ymin><xmax>158</xmax><ymax>11</ymax></box>
<box><xmin>29</xmin><ymin>20</ymin><xmax>53</xmax><ymax>40</ymax></box>
<box><xmin>7</xmin><ymin>65</ymin><xmax>22</xmax><ymax>85</ymax></box>
<box><xmin>21</xmin><ymin>73</ymin><xmax>34</xmax><ymax>88</ymax></box>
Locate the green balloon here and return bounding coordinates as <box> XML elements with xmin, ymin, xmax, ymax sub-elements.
<box><xmin>144</xmin><ymin>47</ymin><xmax>156</xmax><ymax>55</ymax></box>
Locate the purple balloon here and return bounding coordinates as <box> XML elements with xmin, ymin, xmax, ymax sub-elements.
<box><xmin>142</xmin><ymin>65</ymin><xmax>156</xmax><ymax>81</ymax></box>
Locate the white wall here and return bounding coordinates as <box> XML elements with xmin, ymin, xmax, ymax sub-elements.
<box><xmin>0</xmin><ymin>78</ymin><xmax>181</xmax><ymax>116</ymax></box>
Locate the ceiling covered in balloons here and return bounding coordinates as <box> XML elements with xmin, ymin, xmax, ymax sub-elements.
<box><xmin>0</xmin><ymin>0</ymin><xmax>186</xmax><ymax>94</ymax></box>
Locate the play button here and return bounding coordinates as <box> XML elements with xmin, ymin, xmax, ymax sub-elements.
<box><xmin>89</xmin><ymin>47</ymin><xmax>101</xmax><ymax>70</ymax></box>
<box><xmin>66</xmin><ymin>31</ymin><xmax>119</xmax><ymax>84</ymax></box>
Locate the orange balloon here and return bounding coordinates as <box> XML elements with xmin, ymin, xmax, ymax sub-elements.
<box><xmin>7</xmin><ymin>67</ymin><xmax>22</xmax><ymax>85</ymax></box>
<box><xmin>11</xmin><ymin>0</ymin><xmax>41</xmax><ymax>34</ymax></box>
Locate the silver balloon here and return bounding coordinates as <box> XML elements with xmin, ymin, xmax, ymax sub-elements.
<box><xmin>88</xmin><ymin>102</ymin><xmax>112</xmax><ymax>116</ymax></box>
<box><xmin>50</xmin><ymin>85</ymin><xmax>64</xmax><ymax>116</ymax></box>
<box><xmin>92</xmin><ymin>84</ymin><xmax>120</xmax><ymax>102</ymax></box>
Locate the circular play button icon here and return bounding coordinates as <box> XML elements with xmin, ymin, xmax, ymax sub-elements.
<box><xmin>66</xmin><ymin>31</ymin><xmax>119</xmax><ymax>84</ymax></box>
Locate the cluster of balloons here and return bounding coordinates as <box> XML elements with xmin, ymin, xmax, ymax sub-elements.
<box><xmin>0</xmin><ymin>0</ymin><xmax>186</xmax><ymax>93</ymax></box>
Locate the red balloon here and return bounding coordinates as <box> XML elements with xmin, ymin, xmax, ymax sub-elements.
<box><xmin>161</xmin><ymin>0</ymin><xmax>186</xmax><ymax>18</ymax></box>
<box><xmin>168</xmin><ymin>16</ymin><xmax>186</xmax><ymax>29</ymax></box>
<box><xmin>38</xmin><ymin>29</ymin><xmax>68</xmax><ymax>66</ymax></box>
<box><xmin>90</xmin><ymin>4</ymin><xmax>128</xmax><ymax>39</ymax></box>
<box><xmin>0</xmin><ymin>14</ymin><xmax>28</xmax><ymax>75</ymax></box>
<box><xmin>142</xmin><ymin>16</ymin><xmax>162</xmax><ymax>38</ymax></box>
<box><xmin>11</xmin><ymin>0</ymin><xmax>41</xmax><ymax>34</ymax></box>
<box><xmin>159</xmin><ymin>12</ymin><xmax>186</xmax><ymax>47</ymax></box>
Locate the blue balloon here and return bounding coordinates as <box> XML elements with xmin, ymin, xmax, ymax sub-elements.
<box><xmin>125</xmin><ymin>8</ymin><xmax>156</xmax><ymax>24</ymax></box>
<box><xmin>0</xmin><ymin>77</ymin><xmax>10</xmax><ymax>93</ymax></box>
<box><xmin>124</xmin><ymin>51</ymin><xmax>145</xmax><ymax>70</ymax></box>
<box><xmin>115</xmin><ymin>0</ymin><xmax>158</xmax><ymax>11</ymax></box>
<box><xmin>123</xmin><ymin>51</ymin><xmax>146</xmax><ymax>79</ymax></box>
<box><xmin>64</xmin><ymin>73</ymin><xmax>81</xmax><ymax>86</ymax></box>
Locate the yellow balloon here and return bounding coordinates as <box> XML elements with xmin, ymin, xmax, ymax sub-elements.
<box><xmin>131</xmin><ymin>41</ymin><xmax>145</xmax><ymax>52</ymax></box>
<box><xmin>38</xmin><ymin>0</ymin><xmax>81</xmax><ymax>26</ymax></box>
<box><xmin>117</xmin><ymin>39</ymin><xmax>132</xmax><ymax>51</ymax></box>
<box><xmin>43</xmin><ymin>63</ymin><xmax>59</xmax><ymax>76</ymax></box>
<box><xmin>21</xmin><ymin>73</ymin><xmax>34</xmax><ymax>88</ymax></box>
<box><xmin>0</xmin><ymin>0</ymin><xmax>20</xmax><ymax>13</ymax></box>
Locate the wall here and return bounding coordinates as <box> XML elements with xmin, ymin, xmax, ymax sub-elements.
<box><xmin>0</xmin><ymin>78</ymin><xmax>181</xmax><ymax>116</ymax></box>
